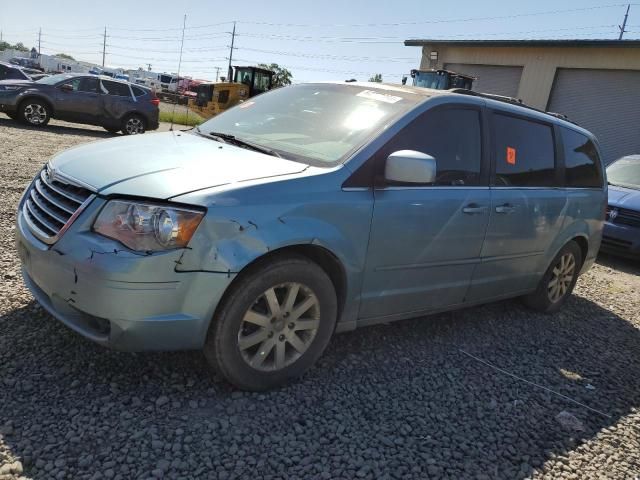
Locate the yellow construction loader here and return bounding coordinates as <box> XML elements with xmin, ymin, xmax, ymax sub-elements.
<box><xmin>188</xmin><ymin>66</ymin><xmax>274</xmax><ymax>120</ymax></box>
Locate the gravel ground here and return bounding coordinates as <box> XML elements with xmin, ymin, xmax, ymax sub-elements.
<box><xmin>1</xmin><ymin>115</ymin><xmax>640</xmax><ymax>479</ymax></box>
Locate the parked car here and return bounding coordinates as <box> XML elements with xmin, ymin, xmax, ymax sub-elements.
<box><xmin>601</xmin><ymin>155</ymin><xmax>640</xmax><ymax>257</ymax></box>
<box><xmin>0</xmin><ymin>61</ymin><xmax>31</xmax><ymax>81</ymax></box>
<box><xmin>15</xmin><ymin>82</ymin><xmax>606</xmax><ymax>390</ymax></box>
<box><xmin>0</xmin><ymin>73</ymin><xmax>159</xmax><ymax>134</ymax></box>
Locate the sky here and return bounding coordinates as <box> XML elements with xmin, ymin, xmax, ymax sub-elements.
<box><xmin>0</xmin><ymin>0</ymin><xmax>638</xmax><ymax>83</ymax></box>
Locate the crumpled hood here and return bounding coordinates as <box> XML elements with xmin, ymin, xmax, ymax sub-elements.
<box><xmin>50</xmin><ymin>131</ymin><xmax>308</xmax><ymax>199</ymax></box>
<box><xmin>608</xmin><ymin>184</ymin><xmax>640</xmax><ymax>210</ymax></box>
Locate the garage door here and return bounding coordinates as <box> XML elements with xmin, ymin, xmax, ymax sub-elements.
<box><xmin>444</xmin><ymin>63</ymin><xmax>523</xmax><ymax>97</ymax></box>
<box><xmin>548</xmin><ymin>68</ymin><xmax>640</xmax><ymax>164</ymax></box>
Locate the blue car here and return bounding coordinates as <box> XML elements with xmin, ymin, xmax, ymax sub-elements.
<box><xmin>602</xmin><ymin>155</ymin><xmax>640</xmax><ymax>257</ymax></box>
<box><xmin>15</xmin><ymin>82</ymin><xmax>606</xmax><ymax>390</ymax></box>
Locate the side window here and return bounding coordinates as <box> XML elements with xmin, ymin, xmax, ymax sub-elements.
<box><xmin>561</xmin><ymin>128</ymin><xmax>602</xmax><ymax>188</ymax></box>
<box><xmin>78</xmin><ymin>77</ymin><xmax>99</xmax><ymax>93</ymax></box>
<box><xmin>6</xmin><ymin>68</ymin><xmax>27</xmax><ymax>80</ymax></box>
<box><xmin>493</xmin><ymin>113</ymin><xmax>555</xmax><ymax>187</ymax></box>
<box><xmin>102</xmin><ymin>80</ymin><xmax>132</xmax><ymax>97</ymax></box>
<box><xmin>68</xmin><ymin>78</ymin><xmax>83</xmax><ymax>91</ymax></box>
<box><xmin>381</xmin><ymin>107</ymin><xmax>483</xmax><ymax>186</ymax></box>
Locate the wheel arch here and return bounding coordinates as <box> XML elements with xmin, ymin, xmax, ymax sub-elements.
<box><xmin>18</xmin><ymin>95</ymin><xmax>55</xmax><ymax>116</ymax></box>
<box><xmin>211</xmin><ymin>243</ymin><xmax>348</xmax><ymax>331</ymax></box>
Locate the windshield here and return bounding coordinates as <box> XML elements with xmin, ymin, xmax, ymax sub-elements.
<box><xmin>197</xmin><ymin>84</ymin><xmax>419</xmax><ymax>165</ymax></box>
<box><xmin>607</xmin><ymin>156</ymin><xmax>640</xmax><ymax>189</ymax></box>
<box><xmin>36</xmin><ymin>73</ymin><xmax>75</xmax><ymax>85</ymax></box>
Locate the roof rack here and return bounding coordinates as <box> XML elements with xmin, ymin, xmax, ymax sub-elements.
<box><xmin>449</xmin><ymin>88</ymin><xmax>577</xmax><ymax>125</ymax></box>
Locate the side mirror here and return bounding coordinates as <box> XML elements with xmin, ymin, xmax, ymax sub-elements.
<box><xmin>60</xmin><ymin>83</ymin><xmax>73</xmax><ymax>92</ymax></box>
<box><xmin>385</xmin><ymin>150</ymin><xmax>437</xmax><ymax>184</ymax></box>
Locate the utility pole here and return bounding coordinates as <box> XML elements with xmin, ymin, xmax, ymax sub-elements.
<box><xmin>215</xmin><ymin>66</ymin><xmax>221</xmax><ymax>82</ymax></box>
<box><xmin>38</xmin><ymin>27</ymin><xmax>41</xmax><ymax>55</ymax></box>
<box><xmin>146</xmin><ymin>63</ymin><xmax>152</xmax><ymax>71</ymax></box>
<box><xmin>227</xmin><ymin>21</ymin><xmax>236</xmax><ymax>82</ymax></box>
<box><xmin>102</xmin><ymin>26</ymin><xmax>107</xmax><ymax>67</ymax></box>
<box><xmin>619</xmin><ymin>4</ymin><xmax>631</xmax><ymax>40</ymax></box>
<box><xmin>169</xmin><ymin>14</ymin><xmax>187</xmax><ymax>132</ymax></box>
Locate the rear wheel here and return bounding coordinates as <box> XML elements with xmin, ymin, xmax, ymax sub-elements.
<box><xmin>204</xmin><ymin>255</ymin><xmax>337</xmax><ymax>391</ymax></box>
<box><xmin>19</xmin><ymin>100</ymin><xmax>50</xmax><ymax>126</ymax></box>
<box><xmin>121</xmin><ymin>114</ymin><xmax>146</xmax><ymax>135</ymax></box>
<box><xmin>523</xmin><ymin>241</ymin><xmax>582</xmax><ymax>313</ymax></box>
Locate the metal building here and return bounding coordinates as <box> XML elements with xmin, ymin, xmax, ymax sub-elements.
<box><xmin>404</xmin><ymin>39</ymin><xmax>640</xmax><ymax>163</ymax></box>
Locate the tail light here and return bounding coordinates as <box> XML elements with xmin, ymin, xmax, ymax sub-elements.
<box><xmin>150</xmin><ymin>97</ymin><xmax>160</xmax><ymax>106</ymax></box>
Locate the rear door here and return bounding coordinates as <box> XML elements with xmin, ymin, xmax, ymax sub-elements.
<box><xmin>467</xmin><ymin>111</ymin><xmax>567</xmax><ymax>302</ymax></box>
<box><xmin>360</xmin><ymin>104</ymin><xmax>491</xmax><ymax>320</ymax></box>
<box><xmin>101</xmin><ymin>80</ymin><xmax>135</xmax><ymax>123</ymax></box>
<box><xmin>54</xmin><ymin>76</ymin><xmax>102</xmax><ymax>123</ymax></box>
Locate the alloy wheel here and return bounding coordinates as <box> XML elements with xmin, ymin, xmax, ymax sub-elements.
<box><xmin>238</xmin><ymin>282</ymin><xmax>320</xmax><ymax>372</ymax></box>
<box><xmin>24</xmin><ymin>104</ymin><xmax>47</xmax><ymax>125</ymax></box>
<box><xmin>125</xmin><ymin>117</ymin><xmax>144</xmax><ymax>134</ymax></box>
<box><xmin>547</xmin><ymin>252</ymin><xmax>576</xmax><ymax>303</ymax></box>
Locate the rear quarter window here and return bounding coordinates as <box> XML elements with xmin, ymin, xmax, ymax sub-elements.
<box><xmin>493</xmin><ymin>113</ymin><xmax>556</xmax><ymax>187</ymax></box>
<box><xmin>132</xmin><ymin>86</ymin><xmax>148</xmax><ymax>97</ymax></box>
<box><xmin>561</xmin><ymin>127</ymin><xmax>602</xmax><ymax>188</ymax></box>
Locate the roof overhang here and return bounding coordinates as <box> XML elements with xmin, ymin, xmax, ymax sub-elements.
<box><xmin>404</xmin><ymin>39</ymin><xmax>640</xmax><ymax>48</ymax></box>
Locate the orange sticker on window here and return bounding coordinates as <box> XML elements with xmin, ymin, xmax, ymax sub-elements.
<box><xmin>506</xmin><ymin>147</ymin><xmax>516</xmax><ymax>165</ymax></box>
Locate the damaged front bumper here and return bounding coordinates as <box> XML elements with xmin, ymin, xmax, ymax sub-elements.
<box><xmin>16</xmin><ymin>198</ymin><xmax>235</xmax><ymax>351</ymax></box>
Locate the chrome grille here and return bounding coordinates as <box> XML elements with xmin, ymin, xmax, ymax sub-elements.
<box><xmin>22</xmin><ymin>167</ymin><xmax>94</xmax><ymax>244</ymax></box>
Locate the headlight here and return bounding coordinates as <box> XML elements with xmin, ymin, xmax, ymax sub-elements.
<box><xmin>93</xmin><ymin>200</ymin><xmax>204</xmax><ymax>251</ymax></box>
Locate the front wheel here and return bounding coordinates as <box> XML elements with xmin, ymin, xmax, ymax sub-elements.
<box><xmin>523</xmin><ymin>241</ymin><xmax>582</xmax><ymax>313</ymax></box>
<box><xmin>121</xmin><ymin>114</ymin><xmax>146</xmax><ymax>135</ymax></box>
<box><xmin>204</xmin><ymin>255</ymin><xmax>337</xmax><ymax>391</ymax></box>
<box><xmin>19</xmin><ymin>100</ymin><xmax>50</xmax><ymax>126</ymax></box>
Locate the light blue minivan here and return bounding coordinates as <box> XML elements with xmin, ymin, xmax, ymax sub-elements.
<box><xmin>16</xmin><ymin>82</ymin><xmax>606</xmax><ymax>390</ymax></box>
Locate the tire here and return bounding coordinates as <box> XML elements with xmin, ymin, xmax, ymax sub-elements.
<box><xmin>204</xmin><ymin>254</ymin><xmax>338</xmax><ymax>391</ymax></box>
<box><xmin>121</xmin><ymin>114</ymin><xmax>146</xmax><ymax>135</ymax></box>
<box><xmin>523</xmin><ymin>241</ymin><xmax>582</xmax><ymax>313</ymax></box>
<box><xmin>19</xmin><ymin>99</ymin><xmax>50</xmax><ymax>126</ymax></box>
<box><xmin>103</xmin><ymin>126</ymin><xmax>120</xmax><ymax>134</ymax></box>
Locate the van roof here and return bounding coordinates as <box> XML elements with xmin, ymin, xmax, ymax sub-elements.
<box><xmin>363</xmin><ymin>81</ymin><xmax>595</xmax><ymax>138</ymax></box>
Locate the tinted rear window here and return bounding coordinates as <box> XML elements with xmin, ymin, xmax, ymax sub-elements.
<box><xmin>102</xmin><ymin>80</ymin><xmax>131</xmax><ymax>97</ymax></box>
<box><xmin>493</xmin><ymin>113</ymin><xmax>556</xmax><ymax>187</ymax></box>
<box><xmin>561</xmin><ymin>128</ymin><xmax>602</xmax><ymax>188</ymax></box>
<box><xmin>132</xmin><ymin>86</ymin><xmax>148</xmax><ymax>97</ymax></box>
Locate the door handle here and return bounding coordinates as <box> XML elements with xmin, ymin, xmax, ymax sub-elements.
<box><xmin>462</xmin><ymin>204</ymin><xmax>488</xmax><ymax>215</ymax></box>
<box><xmin>495</xmin><ymin>204</ymin><xmax>516</xmax><ymax>214</ymax></box>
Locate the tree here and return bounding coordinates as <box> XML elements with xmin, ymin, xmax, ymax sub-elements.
<box><xmin>0</xmin><ymin>41</ymin><xmax>28</xmax><ymax>52</ymax></box>
<box><xmin>257</xmin><ymin>63</ymin><xmax>292</xmax><ymax>88</ymax></box>
<box><xmin>369</xmin><ymin>73</ymin><xmax>383</xmax><ymax>83</ymax></box>
<box><xmin>55</xmin><ymin>53</ymin><xmax>75</xmax><ymax>61</ymax></box>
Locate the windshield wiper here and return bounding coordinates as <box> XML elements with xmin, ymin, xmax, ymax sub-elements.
<box><xmin>208</xmin><ymin>131</ymin><xmax>282</xmax><ymax>158</ymax></box>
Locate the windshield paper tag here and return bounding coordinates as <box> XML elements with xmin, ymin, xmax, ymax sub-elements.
<box><xmin>506</xmin><ymin>147</ymin><xmax>517</xmax><ymax>165</ymax></box>
<box><xmin>356</xmin><ymin>90</ymin><xmax>402</xmax><ymax>104</ymax></box>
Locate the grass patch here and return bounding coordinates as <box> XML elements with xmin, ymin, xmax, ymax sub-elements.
<box><xmin>159</xmin><ymin>110</ymin><xmax>204</xmax><ymax>127</ymax></box>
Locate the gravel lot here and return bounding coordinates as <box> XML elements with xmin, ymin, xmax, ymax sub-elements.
<box><xmin>1</xmin><ymin>115</ymin><xmax>639</xmax><ymax>479</ymax></box>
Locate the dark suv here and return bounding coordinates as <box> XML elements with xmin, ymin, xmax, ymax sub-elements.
<box><xmin>0</xmin><ymin>73</ymin><xmax>159</xmax><ymax>134</ymax></box>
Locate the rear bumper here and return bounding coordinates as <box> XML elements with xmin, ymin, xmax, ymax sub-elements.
<box><xmin>601</xmin><ymin>221</ymin><xmax>640</xmax><ymax>258</ymax></box>
<box><xmin>16</xmin><ymin>203</ymin><xmax>234</xmax><ymax>351</ymax></box>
